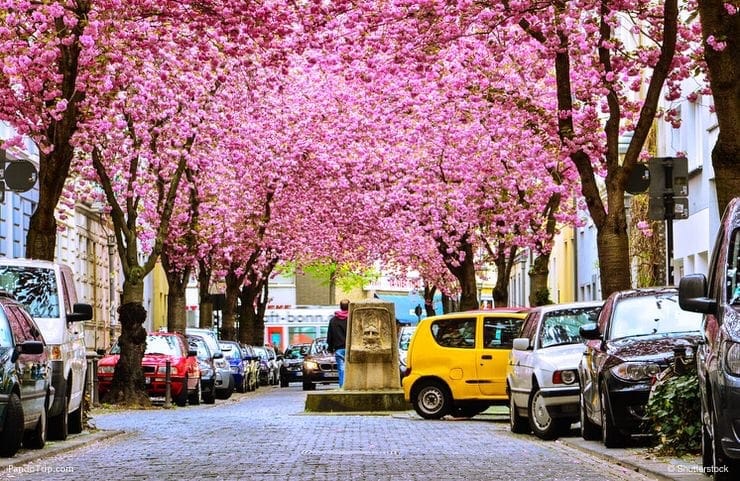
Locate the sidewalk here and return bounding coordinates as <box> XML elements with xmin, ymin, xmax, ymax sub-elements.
<box><xmin>0</xmin><ymin>429</ymin><xmax>124</xmax><ymax>471</ymax></box>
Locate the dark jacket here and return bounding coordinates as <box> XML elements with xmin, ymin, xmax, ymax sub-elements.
<box><xmin>326</xmin><ymin>310</ymin><xmax>348</xmax><ymax>352</ymax></box>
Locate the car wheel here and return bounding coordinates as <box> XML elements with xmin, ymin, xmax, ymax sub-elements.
<box><xmin>47</xmin><ymin>388</ymin><xmax>69</xmax><ymax>441</ymax></box>
<box><xmin>189</xmin><ymin>379</ymin><xmax>202</xmax><ymax>406</ymax></box>
<box><xmin>412</xmin><ymin>380</ymin><xmax>451</xmax><ymax>420</ymax></box>
<box><xmin>580</xmin><ymin>389</ymin><xmax>600</xmax><ymax>441</ymax></box>
<box><xmin>528</xmin><ymin>387</ymin><xmax>565</xmax><ymax>440</ymax></box>
<box><xmin>509</xmin><ymin>390</ymin><xmax>529</xmax><ymax>434</ymax></box>
<box><xmin>711</xmin><ymin>400</ymin><xmax>739</xmax><ymax>480</ymax></box>
<box><xmin>202</xmin><ymin>385</ymin><xmax>216</xmax><ymax>404</ymax></box>
<box><xmin>0</xmin><ymin>393</ymin><xmax>24</xmax><ymax>457</ymax></box>
<box><xmin>600</xmin><ymin>383</ymin><xmax>626</xmax><ymax>448</ymax></box>
<box><xmin>302</xmin><ymin>380</ymin><xmax>315</xmax><ymax>391</ymax></box>
<box><xmin>23</xmin><ymin>400</ymin><xmax>46</xmax><ymax>450</ymax></box>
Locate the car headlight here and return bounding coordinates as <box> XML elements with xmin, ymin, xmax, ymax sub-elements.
<box><xmin>304</xmin><ymin>361</ymin><xmax>318</xmax><ymax>370</ymax></box>
<box><xmin>552</xmin><ymin>370</ymin><xmax>577</xmax><ymax>385</ymax></box>
<box><xmin>98</xmin><ymin>366</ymin><xmax>115</xmax><ymax>374</ymax></box>
<box><xmin>723</xmin><ymin>341</ymin><xmax>740</xmax><ymax>376</ymax></box>
<box><xmin>157</xmin><ymin>366</ymin><xmax>180</xmax><ymax>375</ymax></box>
<box><xmin>610</xmin><ymin>362</ymin><xmax>661</xmax><ymax>382</ymax></box>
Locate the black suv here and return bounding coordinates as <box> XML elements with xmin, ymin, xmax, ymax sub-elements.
<box><xmin>0</xmin><ymin>291</ymin><xmax>52</xmax><ymax>457</ymax></box>
<box><xmin>301</xmin><ymin>338</ymin><xmax>338</xmax><ymax>391</ymax></box>
<box><xmin>679</xmin><ymin>197</ymin><xmax>740</xmax><ymax>480</ymax></box>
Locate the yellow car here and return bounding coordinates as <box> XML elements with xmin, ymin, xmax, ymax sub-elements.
<box><xmin>402</xmin><ymin>308</ymin><xmax>530</xmax><ymax>419</ymax></box>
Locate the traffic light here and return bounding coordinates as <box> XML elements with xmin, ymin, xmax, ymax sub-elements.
<box><xmin>648</xmin><ymin>156</ymin><xmax>689</xmax><ymax>221</ymax></box>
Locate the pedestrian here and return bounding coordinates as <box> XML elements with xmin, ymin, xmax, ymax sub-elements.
<box><xmin>326</xmin><ymin>298</ymin><xmax>349</xmax><ymax>388</ymax></box>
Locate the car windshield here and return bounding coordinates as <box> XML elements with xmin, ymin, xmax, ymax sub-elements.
<box><xmin>399</xmin><ymin>327</ymin><xmax>416</xmax><ymax>351</ymax></box>
<box><xmin>190</xmin><ymin>339</ymin><xmax>211</xmax><ymax>361</ymax></box>
<box><xmin>310</xmin><ymin>339</ymin><xmax>328</xmax><ymax>354</ymax></box>
<box><xmin>145</xmin><ymin>335</ymin><xmax>181</xmax><ymax>356</ymax></box>
<box><xmin>0</xmin><ymin>266</ymin><xmax>60</xmax><ymax>318</ymax></box>
<box><xmin>539</xmin><ymin>306</ymin><xmax>602</xmax><ymax>348</ymax></box>
<box><xmin>253</xmin><ymin>347</ymin><xmax>267</xmax><ymax>360</ymax></box>
<box><xmin>284</xmin><ymin>346</ymin><xmax>308</xmax><ymax>359</ymax></box>
<box><xmin>0</xmin><ymin>314</ymin><xmax>12</xmax><ymax>348</ymax></box>
<box><xmin>609</xmin><ymin>294</ymin><xmax>703</xmax><ymax>339</ymax></box>
<box><xmin>220</xmin><ymin>344</ymin><xmax>241</xmax><ymax>360</ymax></box>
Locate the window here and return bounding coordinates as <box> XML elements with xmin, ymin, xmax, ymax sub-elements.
<box><xmin>609</xmin><ymin>294</ymin><xmax>702</xmax><ymax>339</ymax></box>
<box><xmin>0</xmin><ymin>311</ymin><xmax>12</xmax><ymax>348</ymax></box>
<box><xmin>483</xmin><ymin>317</ymin><xmax>524</xmax><ymax>349</ymax></box>
<box><xmin>431</xmin><ymin>318</ymin><xmax>476</xmax><ymax>348</ymax></box>
<box><xmin>538</xmin><ymin>306</ymin><xmax>601</xmax><ymax>348</ymax></box>
<box><xmin>145</xmin><ymin>335</ymin><xmax>180</xmax><ymax>356</ymax></box>
<box><xmin>0</xmin><ymin>266</ymin><xmax>60</xmax><ymax>318</ymax></box>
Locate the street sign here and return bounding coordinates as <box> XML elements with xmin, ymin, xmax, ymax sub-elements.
<box><xmin>4</xmin><ymin>160</ymin><xmax>38</xmax><ymax>192</ymax></box>
<box><xmin>648</xmin><ymin>157</ymin><xmax>689</xmax><ymax>220</ymax></box>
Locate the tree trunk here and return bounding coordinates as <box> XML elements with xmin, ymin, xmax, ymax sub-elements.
<box><xmin>197</xmin><ymin>264</ymin><xmax>213</xmax><ymax>329</ymax></box>
<box><xmin>528</xmin><ymin>254</ymin><xmax>552</xmax><ymax>306</ymax></box>
<box><xmin>103</xmin><ymin>281</ymin><xmax>149</xmax><ymax>406</ymax></box>
<box><xmin>596</xmin><ymin>203</ymin><xmax>632</xmax><ymax>293</ymax></box>
<box><xmin>697</xmin><ymin>0</ymin><xmax>740</xmax><ymax>215</ymax></box>
<box><xmin>166</xmin><ymin>278</ymin><xmax>188</xmax><ymax>334</ymax></box>
<box><xmin>423</xmin><ymin>284</ymin><xmax>437</xmax><ymax>317</ymax></box>
<box><xmin>493</xmin><ymin>246</ymin><xmax>517</xmax><ymax>307</ymax></box>
<box><xmin>238</xmin><ymin>285</ymin><xmax>260</xmax><ymax>345</ymax></box>
<box><xmin>221</xmin><ymin>270</ymin><xmax>242</xmax><ymax>341</ymax></box>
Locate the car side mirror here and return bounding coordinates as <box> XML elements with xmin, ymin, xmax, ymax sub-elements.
<box><xmin>188</xmin><ymin>349</ymin><xmax>198</xmax><ymax>357</ymax></box>
<box><xmin>12</xmin><ymin>340</ymin><xmax>44</xmax><ymax>363</ymax></box>
<box><xmin>512</xmin><ymin>338</ymin><xmax>530</xmax><ymax>351</ymax></box>
<box><xmin>678</xmin><ymin>274</ymin><xmax>716</xmax><ymax>314</ymax></box>
<box><xmin>579</xmin><ymin>323</ymin><xmax>601</xmax><ymax>340</ymax></box>
<box><xmin>68</xmin><ymin>303</ymin><xmax>93</xmax><ymax>322</ymax></box>
<box><xmin>212</xmin><ymin>352</ymin><xmax>224</xmax><ymax>360</ymax></box>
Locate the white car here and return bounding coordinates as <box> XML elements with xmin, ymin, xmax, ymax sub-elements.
<box><xmin>507</xmin><ymin>300</ymin><xmax>603</xmax><ymax>440</ymax></box>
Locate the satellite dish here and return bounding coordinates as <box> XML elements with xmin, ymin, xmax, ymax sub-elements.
<box><xmin>4</xmin><ymin>160</ymin><xmax>38</xmax><ymax>192</ymax></box>
<box><xmin>626</xmin><ymin>163</ymin><xmax>650</xmax><ymax>195</ymax></box>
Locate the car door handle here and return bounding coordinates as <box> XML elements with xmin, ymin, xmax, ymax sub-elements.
<box><xmin>481</xmin><ymin>355</ymin><xmax>492</xmax><ymax>360</ymax></box>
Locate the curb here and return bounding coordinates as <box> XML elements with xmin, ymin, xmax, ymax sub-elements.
<box><xmin>559</xmin><ymin>437</ymin><xmax>707</xmax><ymax>481</ymax></box>
<box><xmin>0</xmin><ymin>429</ymin><xmax>125</xmax><ymax>470</ymax></box>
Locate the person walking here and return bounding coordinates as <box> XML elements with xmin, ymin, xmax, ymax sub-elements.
<box><xmin>326</xmin><ymin>299</ymin><xmax>349</xmax><ymax>388</ymax></box>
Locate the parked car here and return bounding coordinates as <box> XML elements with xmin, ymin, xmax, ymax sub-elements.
<box><xmin>398</xmin><ymin>325</ymin><xmax>416</xmax><ymax>380</ymax></box>
<box><xmin>98</xmin><ymin>332</ymin><xmax>200</xmax><ymax>406</ymax></box>
<box><xmin>187</xmin><ymin>334</ymin><xmax>216</xmax><ymax>404</ymax></box>
<box><xmin>678</xmin><ymin>196</ymin><xmax>740</xmax><ymax>478</ymax></box>
<box><xmin>219</xmin><ymin>341</ymin><xmax>249</xmax><ymax>393</ymax></box>
<box><xmin>186</xmin><ymin>328</ymin><xmax>233</xmax><ymax>399</ymax></box>
<box><xmin>0</xmin><ymin>291</ymin><xmax>52</xmax><ymax>457</ymax></box>
<box><xmin>402</xmin><ymin>308</ymin><xmax>530</xmax><ymax>419</ymax></box>
<box><xmin>253</xmin><ymin>346</ymin><xmax>275</xmax><ymax>386</ymax></box>
<box><xmin>264</xmin><ymin>345</ymin><xmax>281</xmax><ymax>386</ymax></box>
<box><xmin>507</xmin><ymin>300</ymin><xmax>604</xmax><ymax>439</ymax></box>
<box><xmin>240</xmin><ymin>344</ymin><xmax>259</xmax><ymax>392</ymax></box>
<box><xmin>0</xmin><ymin>258</ymin><xmax>93</xmax><ymax>440</ymax></box>
<box><xmin>280</xmin><ymin>343</ymin><xmax>311</xmax><ymax>387</ymax></box>
<box><xmin>578</xmin><ymin>287</ymin><xmax>703</xmax><ymax>447</ymax></box>
<box><xmin>302</xmin><ymin>337</ymin><xmax>338</xmax><ymax>391</ymax></box>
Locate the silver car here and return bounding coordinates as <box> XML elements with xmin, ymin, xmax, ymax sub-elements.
<box><xmin>507</xmin><ymin>300</ymin><xmax>603</xmax><ymax>440</ymax></box>
<box><xmin>185</xmin><ymin>328</ymin><xmax>233</xmax><ymax>400</ymax></box>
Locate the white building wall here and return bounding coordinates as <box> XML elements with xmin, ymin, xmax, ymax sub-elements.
<box><xmin>655</xmin><ymin>88</ymin><xmax>720</xmax><ymax>280</ymax></box>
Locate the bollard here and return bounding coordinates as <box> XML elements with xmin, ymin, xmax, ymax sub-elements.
<box><xmin>92</xmin><ymin>357</ymin><xmax>99</xmax><ymax>407</ymax></box>
<box><xmin>164</xmin><ymin>360</ymin><xmax>172</xmax><ymax>409</ymax></box>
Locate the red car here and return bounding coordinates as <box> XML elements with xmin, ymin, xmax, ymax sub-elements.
<box><xmin>98</xmin><ymin>331</ymin><xmax>200</xmax><ymax>406</ymax></box>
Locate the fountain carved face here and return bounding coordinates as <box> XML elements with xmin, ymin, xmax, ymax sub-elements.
<box><xmin>362</xmin><ymin>321</ymin><xmax>381</xmax><ymax>350</ymax></box>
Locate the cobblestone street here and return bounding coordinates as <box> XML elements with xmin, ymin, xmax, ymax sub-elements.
<box><xmin>0</xmin><ymin>385</ymin><xmax>663</xmax><ymax>481</ymax></box>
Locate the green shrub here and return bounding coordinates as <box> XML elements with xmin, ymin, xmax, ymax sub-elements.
<box><xmin>645</xmin><ymin>366</ymin><xmax>701</xmax><ymax>455</ymax></box>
